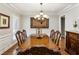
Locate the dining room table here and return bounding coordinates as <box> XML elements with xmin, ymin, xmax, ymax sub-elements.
<box><xmin>16</xmin><ymin>34</ymin><xmax>68</xmax><ymax>55</ymax></box>
<box><xmin>18</xmin><ymin>34</ymin><xmax>59</xmax><ymax>51</ymax></box>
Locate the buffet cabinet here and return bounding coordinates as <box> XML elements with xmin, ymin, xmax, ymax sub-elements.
<box><xmin>66</xmin><ymin>31</ymin><xmax>79</xmax><ymax>54</ymax></box>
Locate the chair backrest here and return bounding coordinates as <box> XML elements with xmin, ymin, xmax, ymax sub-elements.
<box><xmin>15</xmin><ymin>31</ymin><xmax>23</xmax><ymax>46</ymax></box>
<box><xmin>50</xmin><ymin>29</ymin><xmax>55</xmax><ymax>38</ymax></box>
<box><xmin>54</xmin><ymin>31</ymin><xmax>61</xmax><ymax>46</ymax></box>
<box><xmin>22</xmin><ymin>29</ymin><xmax>27</xmax><ymax>41</ymax></box>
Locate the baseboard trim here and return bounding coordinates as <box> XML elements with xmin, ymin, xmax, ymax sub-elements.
<box><xmin>0</xmin><ymin>41</ymin><xmax>17</xmax><ymax>55</ymax></box>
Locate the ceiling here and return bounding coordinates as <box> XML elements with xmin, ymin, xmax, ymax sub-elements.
<box><xmin>4</xmin><ymin>3</ymin><xmax>77</xmax><ymax>15</ymax></box>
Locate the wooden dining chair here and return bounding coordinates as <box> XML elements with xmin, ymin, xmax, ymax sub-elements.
<box><xmin>54</xmin><ymin>31</ymin><xmax>61</xmax><ymax>46</ymax></box>
<box><xmin>50</xmin><ymin>29</ymin><xmax>55</xmax><ymax>41</ymax></box>
<box><xmin>15</xmin><ymin>31</ymin><xmax>24</xmax><ymax>46</ymax></box>
<box><xmin>22</xmin><ymin>29</ymin><xmax>27</xmax><ymax>42</ymax></box>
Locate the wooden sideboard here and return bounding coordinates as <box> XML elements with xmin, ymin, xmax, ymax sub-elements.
<box><xmin>66</xmin><ymin>31</ymin><xmax>79</xmax><ymax>54</ymax></box>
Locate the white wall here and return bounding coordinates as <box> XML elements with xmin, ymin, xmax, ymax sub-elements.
<box><xmin>0</xmin><ymin>4</ymin><xmax>20</xmax><ymax>54</ymax></box>
<box><xmin>59</xmin><ymin>4</ymin><xmax>79</xmax><ymax>33</ymax></box>
<box><xmin>0</xmin><ymin>4</ymin><xmax>59</xmax><ymax>54</ymax></box>
<box><xmin>21</xmin><ymin>14</ymin><xmax>59</xmax><ymax>36</ymax></box>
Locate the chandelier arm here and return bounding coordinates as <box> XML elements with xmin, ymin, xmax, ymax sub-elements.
<box><xmin>34</xmin><ymin>3</ymin><xmax>49</xmax><ymax>20</ymax></box>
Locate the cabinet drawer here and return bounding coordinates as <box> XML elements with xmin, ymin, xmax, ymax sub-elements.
<box><xmin>70</xmin><ymin>39</ymin><xmax>76</xmax><ymax>44</ymax></box>
<box><xmin>69</xmin><ymin>33</ymin><xmax>77</xmax><ymax>39</ymax></box>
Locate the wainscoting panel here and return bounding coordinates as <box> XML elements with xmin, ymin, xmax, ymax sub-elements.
<box><xmin>0</xmin><ymin>33</ymin><xmax>16</xmax><ymax>54</ymax></box>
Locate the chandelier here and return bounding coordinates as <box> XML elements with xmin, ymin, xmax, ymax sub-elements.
<box><xmin>34</xmin><ymin>3</ymin><xmax>49</xmax><ymax>20</ymax></box>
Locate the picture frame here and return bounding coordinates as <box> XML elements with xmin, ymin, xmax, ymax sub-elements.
<box><xmin>0</xmin><ymin>13</ymin><xmax>10</xmax><ymax>29</ymax></box>
<box><xmin>30</xmin><ymin>17</ymin><xmax>49</xmax><ymax>28</ymax></box>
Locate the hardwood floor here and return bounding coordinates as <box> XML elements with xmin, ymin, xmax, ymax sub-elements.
<box><xmin>2</xmin><ymin>44</ymin><xmax>18</xmax><ymax>55</ymax></box>
<box><xmin>2</xmin><ymin>38</ymin><xmax>69</xmax><ymax>55</ymax></box>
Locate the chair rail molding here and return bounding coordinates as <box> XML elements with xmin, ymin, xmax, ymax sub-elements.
<box><xmin>0</xmin><ymin>33</ymin><xmax>12</xmax><ymax>40</ymax></box>
<box><xmin>0</xmin><ymin>33</ymin><xmax>16</xmax><ymax>54</ymax></box>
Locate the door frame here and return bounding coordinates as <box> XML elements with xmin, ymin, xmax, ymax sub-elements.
<box><xmin>60</xmin><ymin>15</ymin><xmax>65</xmax><ymax>37</ymax></box>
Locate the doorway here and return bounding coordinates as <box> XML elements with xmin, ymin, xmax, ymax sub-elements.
<box><xmin>61</xmin><ymin>16</ymin><xmax>65</xmax><ymax>37</ymax></box>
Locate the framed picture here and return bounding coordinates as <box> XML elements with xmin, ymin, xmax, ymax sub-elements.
<box><xmin>31</xmin><ymin>17</ymin><xmax>49</xmax><ymax>28</ymax></box>
<box><xmin>0</xmin><ymin>13</ymin><xmax>10</xmax><ymax>29</ymax></box>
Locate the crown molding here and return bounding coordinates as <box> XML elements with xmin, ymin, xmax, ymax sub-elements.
<box><xmin>1</xmin><ymin>3</ymin><xmax>58</xmax><ymax>16</ymax></box>
<box><xmin>1</xmin><ymin>3</ymin><xmax>77</xmax><ymax>16</ymax></box>
<box><xmin>57</xmin><ymin>4</ymin><xmax>79</xmax><ymax>15</ymax></box>
<box><xmin>1</xmin><ymin>3</ymin><xmax>22</xmax><ymax>15</ymax></box>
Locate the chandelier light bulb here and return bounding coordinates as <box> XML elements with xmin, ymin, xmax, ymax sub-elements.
<box><xmin>43</xmin><ymin>15</ymin><xmax>49</xmax><ymax>19</ymax></box>
<box><xmin>40</xmin><ymin>12</ymin><xmax>43</xmax><ymax>15</ymax></box>
<box><xmin>42</xmin><ymin>18</ymin><xmax>44</xmax><ymax>20</ymax></box>
<box><xmin>34</xmin><ymin>15</ymin><xmax>40</xmax><ymax>19</ymax></box>
<box><xmin>38</xmin><ymin>17</ymin><xmax>40</xmax><ymax>20</ymax></box>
